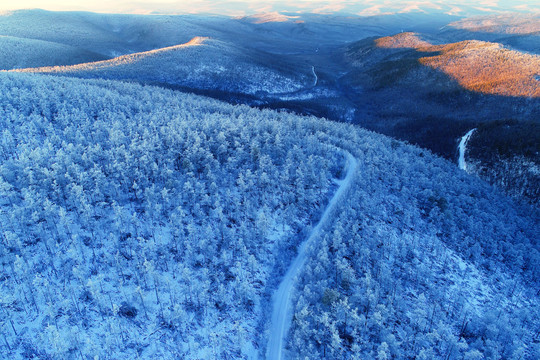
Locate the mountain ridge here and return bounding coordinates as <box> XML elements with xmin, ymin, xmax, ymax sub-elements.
<box><xmin>11</xmin><ymin>36</ymin><xmax>311</xmax><ymax>96</ymax></box>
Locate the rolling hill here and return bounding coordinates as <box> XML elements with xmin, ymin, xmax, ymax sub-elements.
<box><xmin>13</xmin><ymin>36</ymin><xmax>312</xmax><ymax>96</ymax></box>
<box><xmin>0</xmin><ymin>9</ymin><xmax>248</xmax><ymax>58</ymax></box>
<box><xmin>0</xmin><ymin>9</ymin><xmax>135</xmax><ymax>57</ymax></box>
<box><xmin>375</xmin><ymin>32</ymin><xmax>540</xmax><ymax>98</ymax></box>
<box><xmin>0</xmin><ymin>72</ymin><xmax>538</xmax><ymax>359</ymax></box>
<box><xmin>448</xmin><ymin>13</ymin><xmax>540</xmax><ymax>35</ymax></box>
<box><xmin>237</xmin><ymin>12</ymin><xmax>301</xmax><ymax>24</ymax></box>
<box><xmin>8</xmin><ymin>10</ymin><xmax>534</xmax><ymax>205</ymax></box>
<box><xmin>437</xmin><ymin>13</ymin><xmax>540</xmax><ymax>54</ymax></box>
<box><xmin>0</xmin><ymin>9</ymin><xmax>539</xmax><ymax>358</ymax></box>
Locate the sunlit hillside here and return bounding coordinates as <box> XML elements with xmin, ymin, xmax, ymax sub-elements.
<box><xmin>237</xmin><ymin>12</ymin><xmax>301</xmax><ymax>24</ymax></box>
<box><xmin>375</xmin><ymin>32</ymin><xmax>540</xmax><ymax>98</ymax></box>
<box><xmin>421</xmin><ymin>40</ymin><xmax>540</xmax><ymax>98</ymax></box>
<box><xmin>344</xmin><ymin>32</ymin><xmax>539</xmax><ymax>205</ymax></box>
<box><xmin>375</xmin><ymin>32</ymin><xmax>432</xmax><ymax>49</ymax></box>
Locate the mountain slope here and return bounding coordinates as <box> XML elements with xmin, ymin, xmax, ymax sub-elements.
<box><xmin>0</xmin><ymin>72</ymin><xmax>342</xmax><ymax>359</ymax></box>
<box><xmin>0</xmin><ymin>72</ymin><xmax>538</xmax><ymax>359</ymax></box>
<box><xmin>375</xmin><ymin>32</ymin><xmax>540</xmax><ymax>98</ymax></box>
<box><xmin>0</xmin><ymin>9</ymin><xmax>248</xmax><ymax>58</ymax></box>
<box><xmin>435</xmin><ymin>13</ymin><xmax>540</xmax><ymax>54</ymax></box>
<box><xmin>343</xmin><ymin>33</ymin><xmax>540</xmax><ymax>204</ymax></box>
<box><xmin>465</xmin><ymin>120</ymin><xmax>540</xmax><ymax>205</ymax></box>
<box><xmin>268</xmin><ymin>152</ymin><xmax>357</xmax><ymax>360</ymax></box>
<box><xmin>0</xmin><ymin>35</ymin><xmax>107</xmax><ymax>70</ymax></box>
<box><xmin>0</xmin><ymin>9</ymin><xmax>134</xmax><ymax>56</ymax></box>
<box><xmin>13</xmin><ymin>37</ymin><xmax>311</xmax><ymax>96</ymax></box>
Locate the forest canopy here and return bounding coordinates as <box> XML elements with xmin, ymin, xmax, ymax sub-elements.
<box><xmin>0</xmin><ymin>73</ymin><xmax>538</xmax><ymax>359</ymax></box>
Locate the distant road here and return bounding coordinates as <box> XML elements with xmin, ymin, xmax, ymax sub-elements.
<box><xmin>266</xmin><ymin>152</ymin><xmax>357</xmax><ymax>360</ymax></box>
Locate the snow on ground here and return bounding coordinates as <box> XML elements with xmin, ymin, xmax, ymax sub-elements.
<box><xmin>266</xmin><ymin>152</ymin><xmax>357</xmax><ymax>360</ymax></box>
<box><xmin>458</xmin><ymin>128</ymin><xmax>476</xmax><ymax>171</ymax></box>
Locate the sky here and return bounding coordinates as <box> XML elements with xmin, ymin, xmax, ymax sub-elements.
<box><xmin>0</xmin><ymin>1</ymin><xmax>538</xmax><ymax>16</ymax></box>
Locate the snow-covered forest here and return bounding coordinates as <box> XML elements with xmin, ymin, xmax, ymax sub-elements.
<box><xmin>1</xmin><ymin>6</ymin><xmax>539</xmax><ymax>360</ymax></box>
<box><xmin>0</xmin><ymin>72</ymin><xmax>344</xmax><ymax>358</ymax></box>
<box><xmin>16</xmin><ymin>37</ymin><xmax>310</xmax><ymax>96</ymax></box>
<box><xmin>0</xmin><ymin>72</ymin><xmax>538</xmax><ymax>359</ymax></box>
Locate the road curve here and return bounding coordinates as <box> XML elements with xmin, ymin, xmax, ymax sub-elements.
<box><xmin>266</xmin><ymin>152</ymin><xmax>357</xmax><ymax>360</ymax></box>
<box><xmin>458</xmin><ymin>128</ymin><xmax>476</xmax><ymax>171</ymax></box>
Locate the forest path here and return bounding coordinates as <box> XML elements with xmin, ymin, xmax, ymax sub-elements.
<box><xmin>266</xmin><ymin>152</ymin><xmax>357</xmax><ymax>360</ymax></box>
<box><xmin>458</xmin><ymin>128</ymin><xmax>476</xmax><ymax>171</ymax></box>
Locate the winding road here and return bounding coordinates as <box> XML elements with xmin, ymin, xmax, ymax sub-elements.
<box><xmin>311</xmin><ymin>66</ymin><xmax>318</xmax><ymax>87</ymax></box>
<box><xmin>266</xmin><ymin>152</ymin><xmax>357</xmax><ymax>360</ymax></box>
<box><xmin>458</xmin><ymin>128</ymin><xmax>476</xmax><ymax>171</ymax></box>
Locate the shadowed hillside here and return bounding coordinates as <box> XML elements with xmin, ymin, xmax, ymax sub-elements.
<box><xmin>466</xmin><ymin>120</ymin><xmax>540</xmax><ymax>205</ymax></box>
<box><xmin>0</xmin><ymin>35</ymin><xmax>107</xmax><ymax>70</ymax></box>
<box><xmin>344</xmin><ymin>32</ymin><xmax>539</xmax><ymax>204</ymax></box>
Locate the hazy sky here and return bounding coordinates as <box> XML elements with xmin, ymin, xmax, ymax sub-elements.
<box><xmin>1</xmin><ymin>1</ymin><xmax>538</xmax><ymax>15</ymax></box>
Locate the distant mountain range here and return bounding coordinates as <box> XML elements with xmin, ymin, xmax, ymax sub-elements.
<box><xmin>3</xmin><ymin>0</ymin><xmax>537</xmax><ymax>17</ymax></box>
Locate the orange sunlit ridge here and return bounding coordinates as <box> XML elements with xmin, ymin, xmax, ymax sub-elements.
<box><xmin>376</xmin><ymin>32</ymin><xmax>540</xmax><ymax>98</ymax></box>
<box><xmin>11</xmin><ymin>37</ymin><xmax>208</xmax><ymax>73</ymax></box>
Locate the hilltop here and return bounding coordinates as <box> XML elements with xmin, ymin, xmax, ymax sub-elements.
<box><xmin>236</xmin><ymin>12</ymin><xmax>301</xmax><ymax>24</ymax></box>
<box><xmin>437</xmin><ymin>13</ymin><xmax>540</xmax><ymax>53</ymax></box>
<box><xmin>343</xmin><ymin>32</ymin><xmax>539</xmax><ymax>204</ymax></box>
